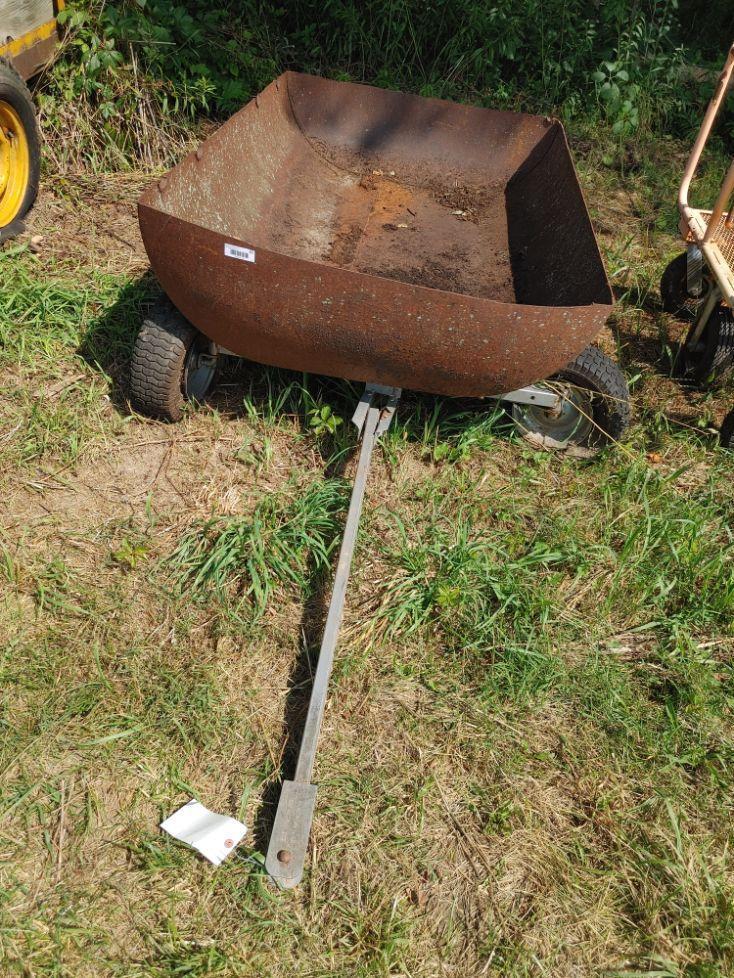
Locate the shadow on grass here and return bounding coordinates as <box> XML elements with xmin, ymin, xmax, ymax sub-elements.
<box><xmin>614</xmin><ymin>315</ymin><xmax>676</xmax><ymax>377</ymax></box>
<box><xmin>78</xmin><ymin>268</ymin><xmax>161</xmax><ymax>414</ymax></box>
<box><xmin>612</xmin><ymin>282</ymin><xmax>662</xmax><ymax>316</ymax></box>
<box><xmin>213</xmin><ymin>358</ymin><xmax>514</xmax><ymax>453</ymax></box>
<box><xmin>609</xmin><ymin>283</ymin><xmax>716</xmax><ymax>391</ymax></box>
<box><xmin>611</xmin><ymin>296</ymin><xmax>691</xmax><ymax>384</ymax></box>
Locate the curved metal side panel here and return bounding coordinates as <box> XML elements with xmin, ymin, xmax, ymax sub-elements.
<box><xmin>138</xmin><ymin>206</ymin><xmax>611</xmax><ymax>397</ymax></box>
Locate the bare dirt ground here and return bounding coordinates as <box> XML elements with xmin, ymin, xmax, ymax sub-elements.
<box><xmin>24</xmin><ymin>172</ymin><xmax>149</xmax><ymax>276</ymax></box>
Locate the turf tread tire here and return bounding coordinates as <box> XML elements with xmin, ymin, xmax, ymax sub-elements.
<box><xmin>660</xmin><ymin>252</ymin><xmax>690</xmax><ymax>317</ymax></box>
<box><xmin>0</xmin><ymin>59</ymin><xmax>40</xmax><ymax>241</ymax></box>
<box><xmin>130</xmin><ymin>303</ymin><xmax>199</xmax><ymax>422</ymax></box>
<box><xmin>554</xmin><ymin>345</ymin><xmax>631</xmax><ymax>445</ymax></box>
<box><xmin>682</xmin><ymin>307</ymin><xmax>734</xmax><ymax>384</ymax></box>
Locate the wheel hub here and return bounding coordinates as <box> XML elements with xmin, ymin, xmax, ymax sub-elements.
<box><xmin>0</xmin><ymin>100</ymin><xmax>30</xmax><ymax>227</ymax></box>
<box><xmin>182</xmin><ymin>338</ymin><xmax>218</xmax><ymax>401</ymax></box>
<box><xmin>512</xmin><ymin>382</ymin><xmax>594</xmax><ymax>445</ymax></box>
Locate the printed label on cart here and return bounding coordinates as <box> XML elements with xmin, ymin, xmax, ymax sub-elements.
<box><xmin>224</xmin><ymin>243</ymin><xmax>255</xmax><ymax>262</ymax></box>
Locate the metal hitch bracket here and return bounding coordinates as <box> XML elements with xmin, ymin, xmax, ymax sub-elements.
<box><xmin>265</xmin><ymin>383</ymin><xmax>400</xmax><ymax>889</ymax></box>
<box><xmin>501</xmin><ymin>385</ymin><xmax>561</xmax><ymax>409</ymax></box>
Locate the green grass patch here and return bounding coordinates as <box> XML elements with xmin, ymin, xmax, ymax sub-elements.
<box><xmin>168</xmin><ymin>477</ymin><xmax>350</xmax><ymax>617</ymax></box>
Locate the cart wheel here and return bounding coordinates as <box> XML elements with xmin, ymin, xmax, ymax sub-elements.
<box><xmin>130</xmin><ymin>301</ymin><xmax>219</xmax><ymax>421</ymax></box>
<box><xmin>679</xmin><ymin>306</ymin><xmax>734</xmax><ymax>384</ymax></box>
<box><xmin>511</xmin><ymin>346</ymin><xmax>630</xmax><ymax>450</ymax></box>
<box><xmin>660</xmin><ymin>252</ymin><xmax>693</xmax><ymax>316</ymax></box>
<box><xmin>720</xmin><ymin>409</ymin><xmax>734</xmax><ymax>450</ymax></box>
<box><xmin>0</xmin><ymin>60</ymin><xmax>41</xmax><ymax>242</ymax></box>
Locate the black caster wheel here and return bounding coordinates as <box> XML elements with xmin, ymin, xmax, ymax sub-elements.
<box><xmin>679</xmin><ymin>306</ymin><xmax>734</xmax><ymax>385</ymax></box>
<box><xmin>660</xmin><ymin>252</ymin><xmax>694</xmax><ymax>317</ymax></box>
<box><xmin>130</xmin><ymin>300</ymin><xmax>219</xmax><ymax>421</ymax></box>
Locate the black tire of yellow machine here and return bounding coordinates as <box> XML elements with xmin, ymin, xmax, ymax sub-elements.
<box><xmin>720</xmin><ymin>409</ymin><xmax>734</xmax><ymax>450</ymax></box>
<box><xmin>0</xmin><ymin>59</ymin><xmax>41</xmax><ymax>242</ymax></box>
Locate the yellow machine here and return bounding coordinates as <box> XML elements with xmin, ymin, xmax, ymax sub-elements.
<box><xmin>0</xmin><ymin>1</ymin><xmax>63</xmax><ymax>239</ymax></box>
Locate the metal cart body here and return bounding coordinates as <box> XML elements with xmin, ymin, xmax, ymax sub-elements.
<box><xmin>139</xmin><ymin>72</ymin><xmax>614</xmax><ymax>400</ymax></box>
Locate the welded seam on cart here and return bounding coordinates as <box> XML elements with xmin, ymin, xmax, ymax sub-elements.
<box><xmin>505</xmin><ymin>124</ymin><xmax>562</xmax><ymax>187</ymax></box>
<box><xmin>282</xmin><ymin>73</ymin><xmax>362</xmax><ymax>180</ymax></box>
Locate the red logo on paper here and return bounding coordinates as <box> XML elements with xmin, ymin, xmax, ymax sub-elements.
<box><xmin>224</xmin><ymin>838</ymin><xmax>234</xmax><ymax>848</ymax></box>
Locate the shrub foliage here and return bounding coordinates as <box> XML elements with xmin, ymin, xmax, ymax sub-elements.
<box><xmin>45</xmin><ymin>0</ymin><xmax>734</xmax><ymax>165</ymax></box>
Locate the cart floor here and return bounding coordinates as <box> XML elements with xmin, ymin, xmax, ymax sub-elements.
<box><xmin>266</xmin><ymin>159</ymin><xmax>515</xmax><ymax>301</ymax></box>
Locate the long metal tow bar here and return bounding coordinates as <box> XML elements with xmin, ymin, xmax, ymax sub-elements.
<box><xmin>265</xmin><ymin>383</ymin><xmax>401</xmax><ymax>889</ymax></box>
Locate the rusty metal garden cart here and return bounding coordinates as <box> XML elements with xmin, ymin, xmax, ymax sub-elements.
<box><xmin>131</xmin><ymin>71</ymin><xmax>629</xmax><ymax>448</ymax></box>
<box><xmin>131</xmin><ymin>73</ymin><xmax>631</xmax><ymax>886</ymax></box>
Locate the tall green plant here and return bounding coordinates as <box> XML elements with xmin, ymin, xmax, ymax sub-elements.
<box><xmin>42</xmin><ymin>0</ymin><xmax>724</xmax><ymax>168</ymax></box>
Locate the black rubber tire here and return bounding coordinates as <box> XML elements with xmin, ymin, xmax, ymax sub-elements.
<box><xmin>129</xmin><ymin>302</ymin><xmax>217</xmax><ymax>421</ymax></box>
<box><xmin>512</xmin><ymin>345</ymin><xmax>631</xmax><ymax>448</ymax></box>
<box><xmin>553</xmin><ymin>346</ymin><xmax>631</xmax><ymax>445</ymax></box>
<box><xmin>680</xmin><ymin>306</ymin><xmax>734</xmax><ymax>384</ymax></box>
<box><xmin>660</xmin><ymin>252</ymin><xmax>691</xmax><ymax>316</ymax></box>
<box><xmin>721</xmin><ymin>409</ymin><xmax>734</xmax><ymax>450</ymax></box>
<box><xmin>0</xmin><ymin>59</ymin><xmax>41</xmax><ymax>242</ymax></box>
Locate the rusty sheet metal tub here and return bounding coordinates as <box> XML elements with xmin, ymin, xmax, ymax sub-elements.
<box><xmin>138</xmin><ymin>72</ymin><xmax>614</xmax><ymax>400</ymax></box>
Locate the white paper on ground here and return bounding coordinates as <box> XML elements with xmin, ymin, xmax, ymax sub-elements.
<box><xmin>160</xmin><ymin>799</ymin><xmax>247</xmax><ymax>866</ymax></box>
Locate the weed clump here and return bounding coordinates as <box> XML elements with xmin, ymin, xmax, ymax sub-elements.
<box><xmin>169</xmin><ymin>478</ymin><xmax>349</xmax><ymax>616</ymax></box>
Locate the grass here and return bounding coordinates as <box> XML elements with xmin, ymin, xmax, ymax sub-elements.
<box><xmin>169</xmin><ymin>477</ymin><xmax>350</xmax><ymax>616</ymax></box>
<box><xmin>3</xmin><ymin>113</ymin><xmax>734</xmax><ymax>977</ymax></box>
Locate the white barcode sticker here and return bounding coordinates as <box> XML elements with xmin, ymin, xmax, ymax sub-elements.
<box><xmin>224</xmin><ymin>243</ymin><xmax>255</xmax><ymax>263</ymax></box>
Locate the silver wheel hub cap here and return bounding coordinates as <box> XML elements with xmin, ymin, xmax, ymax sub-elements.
<box><xmin>512</xmin><ymin>382</ymin><xmax>595</xmax><ymax>446</ymax></box>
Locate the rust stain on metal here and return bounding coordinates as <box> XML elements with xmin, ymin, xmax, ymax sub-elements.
<box><xmin>139</xmin><ymin>72</ymin><xmax>613</xmax><ymax>396</ymax></box>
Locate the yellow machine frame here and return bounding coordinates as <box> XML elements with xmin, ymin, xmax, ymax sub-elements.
<box><xmin>0</xmin><ymin>1</ymin><xmax>64</xmax><ymax>80</ymax></box>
